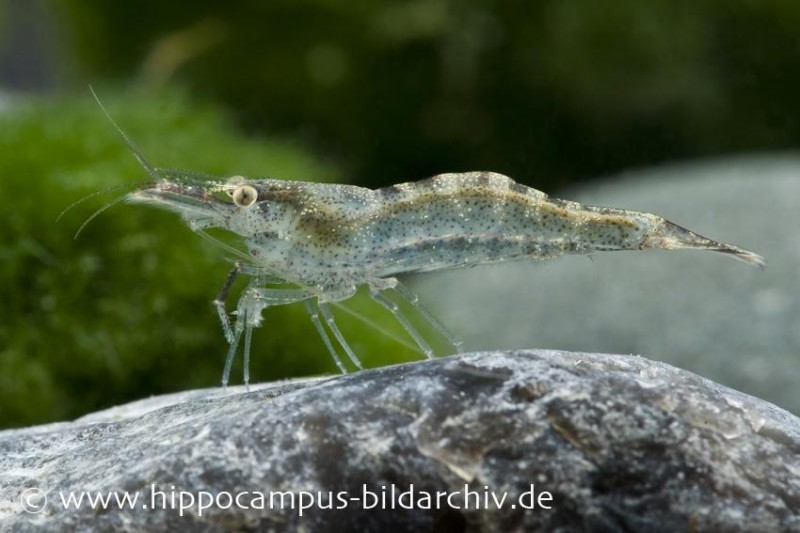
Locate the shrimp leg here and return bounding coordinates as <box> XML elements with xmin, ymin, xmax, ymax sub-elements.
<box><xmin>369</xmin><ymin>289</ymin><xmax>435</xmax><ymax>359</ymax></box>
<box><xmin>214</xmin><ymin>266</ymin><xmax>241</xmax><ymax>344</ymax></box>
<box><xmin>317</xmin><ymin>301</ymin><xmax>364</xmax><ymax>371</ymax></box>
<box><xmin>305</xmin><ymin>300</ymin><xmax>349</xmax><ymax>373</ymax></box>
<box><xmin>392</xmin><ymin>280</ymin><xmax>464</xmax><ymax>353</ymax></box>
<box><xmin>223</xmin><ymin>285</ymin><xmax>314</xmax><ymax>388</ymax></box>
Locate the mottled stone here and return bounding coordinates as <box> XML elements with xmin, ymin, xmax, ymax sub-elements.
<box><xmin>1</xmin><ymin>351</ymin><xmax>798</xmax><ymax>531</ymax></box>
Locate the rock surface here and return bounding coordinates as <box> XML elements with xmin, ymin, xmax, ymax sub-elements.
<box><xmin>416</xmin><ymin>156</ymin><xmax>800</xmax><ymax>414</ymax></box>
<box><xmin>1</xmin><ymin>350</ymin><xmax>799</xmax><ymax>532</ymax></box>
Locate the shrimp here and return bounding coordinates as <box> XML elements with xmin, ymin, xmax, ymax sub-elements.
<box><xmin>90</xmin><ymin>91</ymin><xmax>765</xmax><ymax>387</ymax></box>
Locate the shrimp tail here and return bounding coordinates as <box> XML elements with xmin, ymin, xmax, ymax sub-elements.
<box><xmin>640</xmin><ymin>219</ymin><xmax>765</xmax><ymax>268</ymax></box>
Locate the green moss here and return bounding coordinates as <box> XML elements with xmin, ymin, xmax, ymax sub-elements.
<box><xmin>0</xmin><ymin>87</ymin><xmax>424</xmax><ymax>429</ymax></box>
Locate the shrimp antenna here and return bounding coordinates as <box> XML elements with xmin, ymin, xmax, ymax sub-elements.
<box><xmin>56</xmin><ymin>181</ymin><xmax>141</xmax><ymax>223</ymax></box>
<box><xmin>73</xmin><ymin>195</ymin><xmax>129</xmax><ymax>239</ymax></box>
<box><xmin>89</xmin><ymin>85</ymin><xmax>161</xmax><ymax>182</ymax></box>
<box><xmin>65</xmin><ymin>87</ymin><xmax>164</xmax><ymax>238</ymax></box>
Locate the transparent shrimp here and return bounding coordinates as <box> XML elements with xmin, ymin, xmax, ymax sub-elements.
<box><xmin>89</xmin><ymin>90</ymin><xmax>764</xmax><ymax>387</ymax></box>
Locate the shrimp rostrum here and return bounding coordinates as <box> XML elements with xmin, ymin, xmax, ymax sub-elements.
<box><xmin>126</xmin><ymin>167</ymin><xmax>764</xmax><ymax>386</ymax></box>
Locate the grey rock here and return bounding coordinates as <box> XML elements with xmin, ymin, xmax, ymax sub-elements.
<box><xmin>1</xmin><ymin>350</ymin><xmax>798</xmax><ymax>532</ymax></box>
<box><xmin>415</xmin><ymin>155</ymin><xmax>800</xmax><ymax>414</ymax></box>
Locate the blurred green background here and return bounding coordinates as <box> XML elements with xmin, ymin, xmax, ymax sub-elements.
<box><xmin>1</xmin><ymin>0</ymin><xmax>798</xmax><ymax>429</ymax></box>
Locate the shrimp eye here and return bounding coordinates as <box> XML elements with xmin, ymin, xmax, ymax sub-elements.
<box><xmin>232</xmin><ymin>184</ymin><xmax>258</xmax><ymax>207</ymax></box>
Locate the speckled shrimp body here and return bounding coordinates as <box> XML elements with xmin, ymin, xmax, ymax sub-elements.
<box><xmin>125</xmin><ymin>168</ymin><xmax>763</xmax><ymax>386</ymax></box>
<box><xmin>91</xmin><ymin>89</ymin><xmax>763</xmax><ymax>386</ymax></box>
